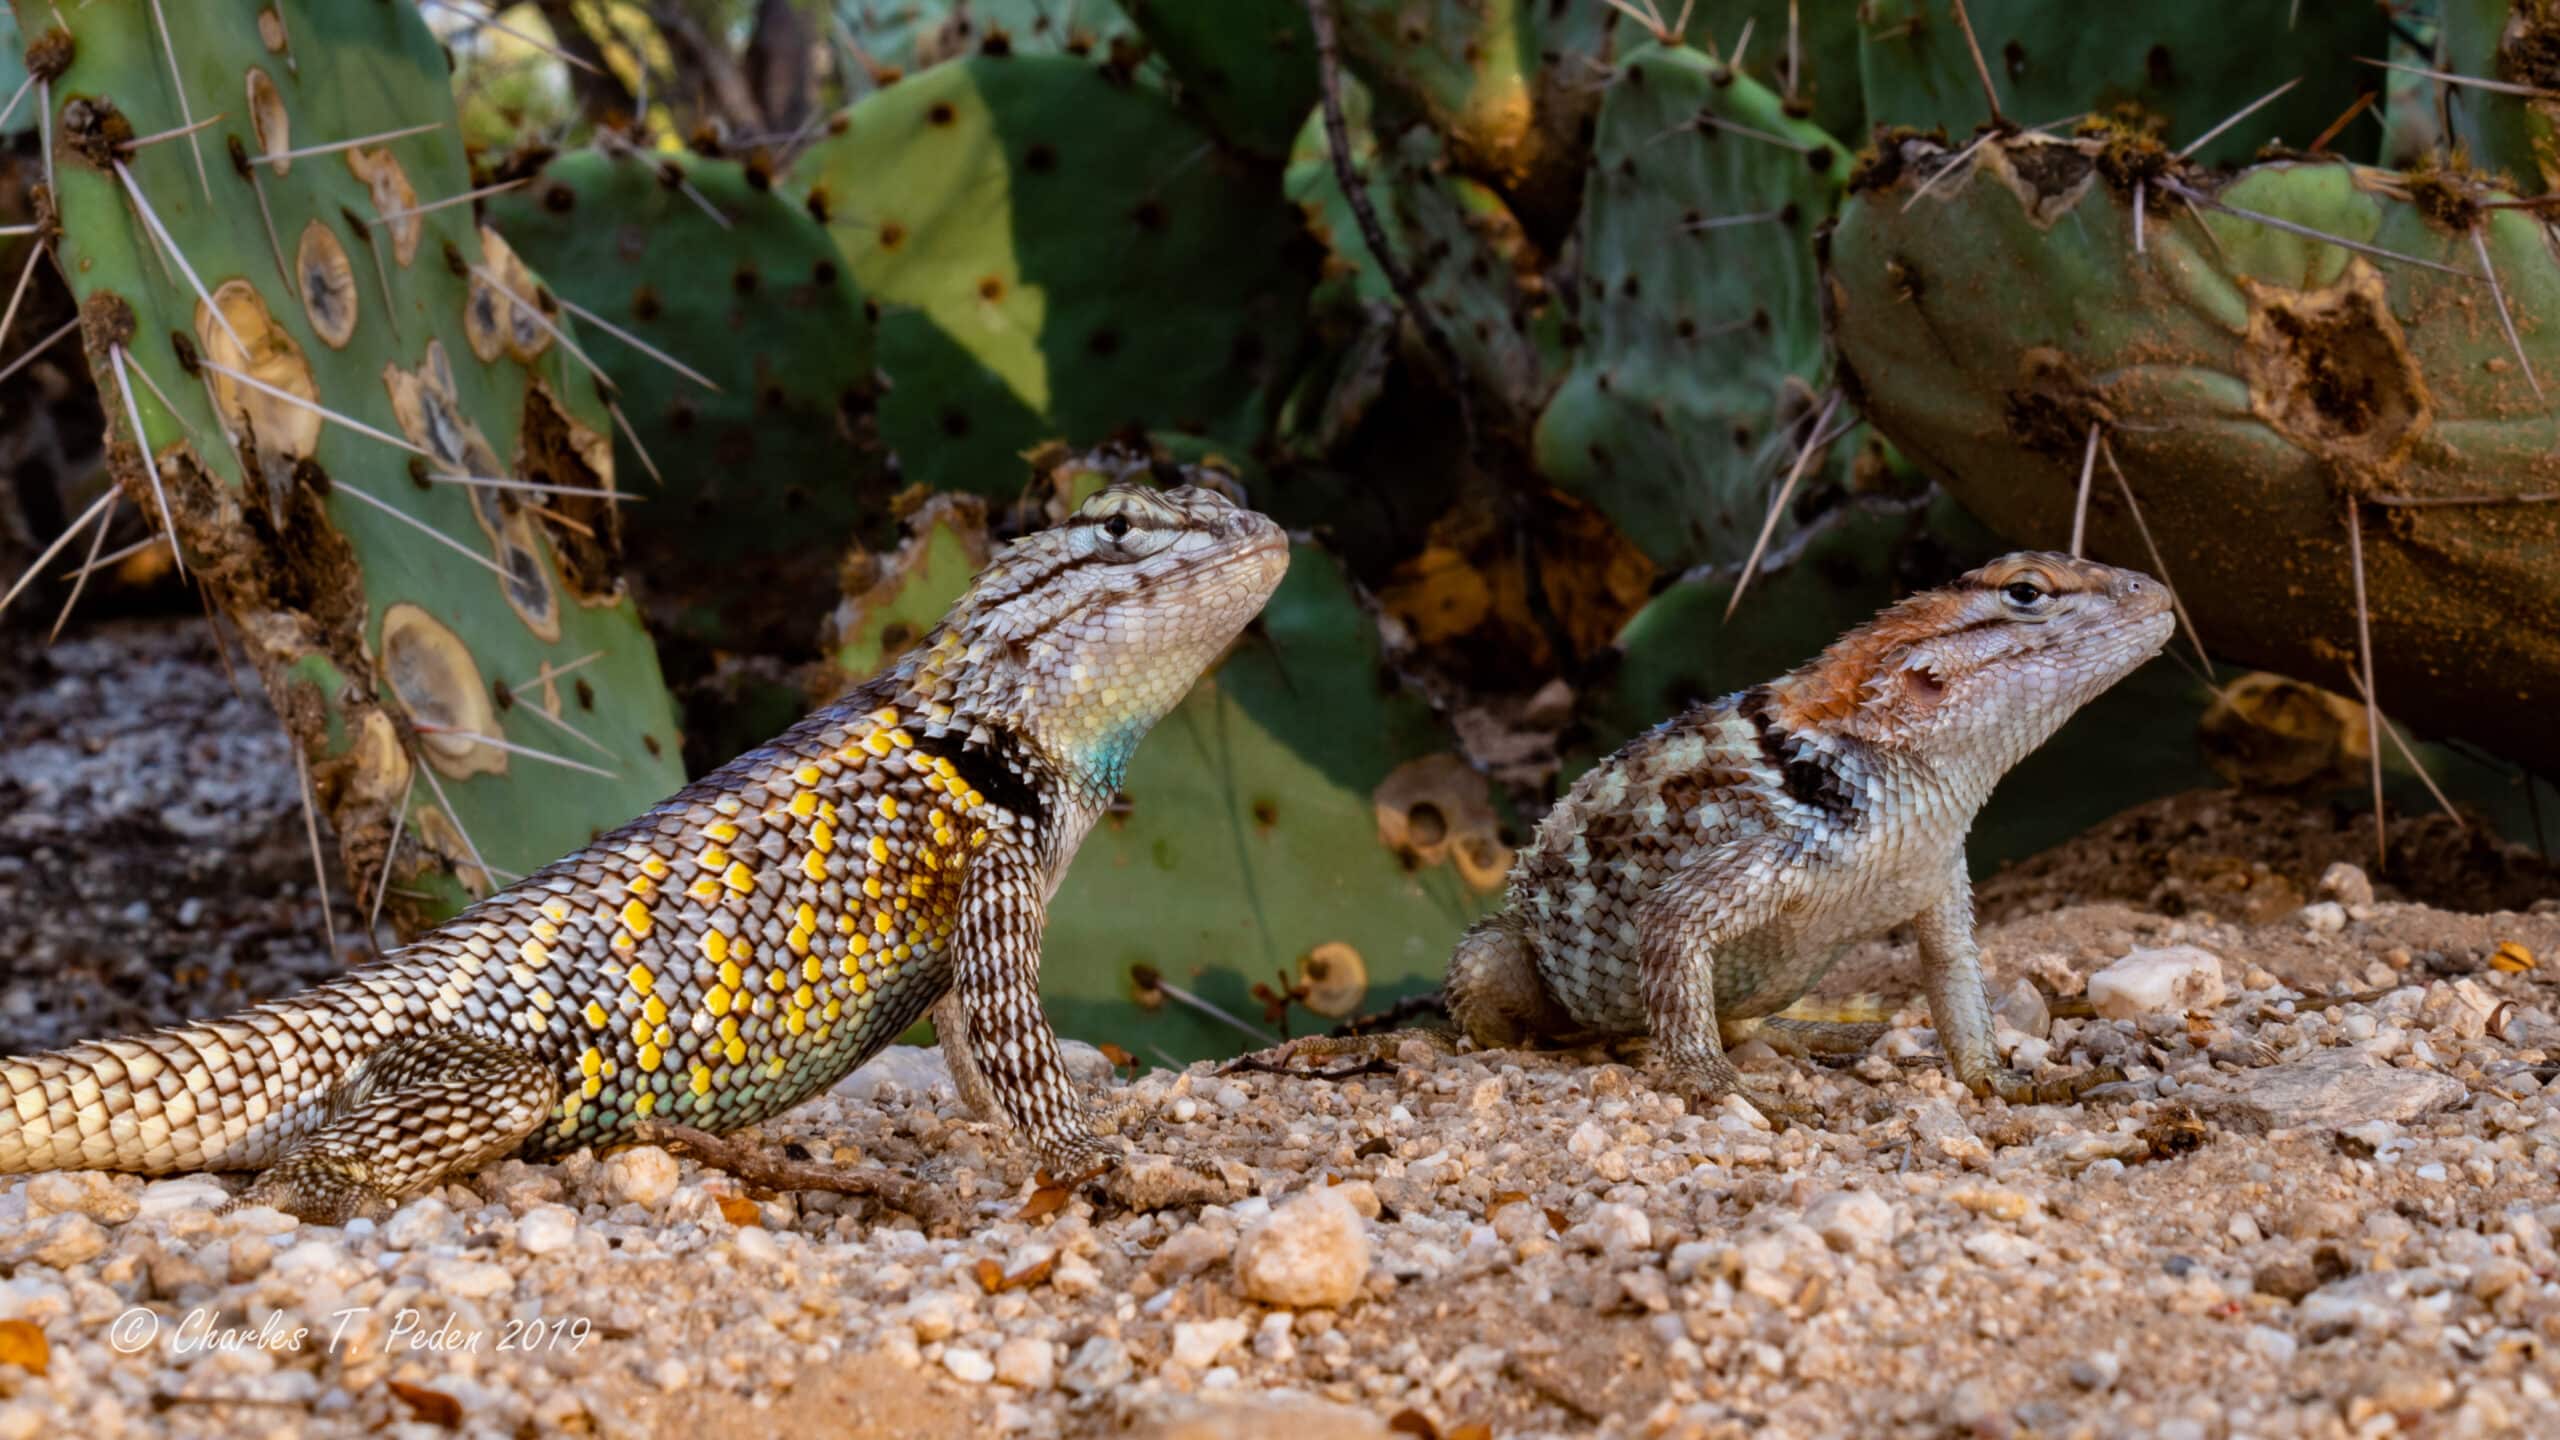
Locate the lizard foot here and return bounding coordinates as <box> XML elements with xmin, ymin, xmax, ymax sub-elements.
<box><xmin>1648</xmin><ymin>1062</ymin><xmax>1821</xmax><ymax>1129</ymax></box>
<box><xmin>1970</xmin><ymin>1064</ymin><xmax>2130</xmax><ymax>1106</ymax></box>
<box><xmin>1101</xmin><ymin>1151</ymin><xmax>1254</xmax><ymax>1211</ymax></box>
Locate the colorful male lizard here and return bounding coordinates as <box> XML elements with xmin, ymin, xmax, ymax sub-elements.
<box><xmin>1</xmin><ymin>481</ymin><xmax>1288</xmax><ymax>1221</ymax></box>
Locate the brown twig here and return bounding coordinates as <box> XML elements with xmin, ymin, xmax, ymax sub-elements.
<box><xmin>633</xmin><ymin>1122</ymin><xmax>948</xmax><ymax>1221</ymax></box>
<box><xmin>1948</xmin><ymin>0</ymin><xmax>2006</xmax><ymax>126</ymax></box>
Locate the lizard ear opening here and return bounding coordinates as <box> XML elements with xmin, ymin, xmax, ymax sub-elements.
<box><xmin>1901</xmin><ymin>665</ymin><xmax>1947</xmax><ymax>708</ymax></box>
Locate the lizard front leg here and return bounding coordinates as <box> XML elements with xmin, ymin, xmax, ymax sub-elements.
<box><xmin>1637</xmin><ymin>848</ymin><xmax>1818</xmax><ymax>1124</ymax></box>
<box><xmin>951</xmin><ymin>843</ymin><xmax>1112</xmax><ymax>1178</ymax></box>
<box><xmin>1914</xmin><ymin>850</ymin><xmax>2122</xmax><ymax>1104</ymax></box>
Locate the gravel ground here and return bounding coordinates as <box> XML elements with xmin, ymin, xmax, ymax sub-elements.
<box><xmin>1</xmin><ymin>622</ymin><xmax>2556</xmax><ymax>1439</ymax></box>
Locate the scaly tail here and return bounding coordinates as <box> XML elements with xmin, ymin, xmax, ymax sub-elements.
<box><xmin>0</xmin><ymin>1009</ymin><xmax>347</xmax><ymax>1177</ymax></box>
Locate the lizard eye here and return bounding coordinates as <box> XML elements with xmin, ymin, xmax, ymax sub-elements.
<box><xmin>2001</xmin><ymin>579</ymin><xmax>2047</xmax><ymax>607</ymax></box>
<box><xmin>1102</xmin><ymin>515</ymin><xmax>1131</xmax><ymax>542</ymax></box>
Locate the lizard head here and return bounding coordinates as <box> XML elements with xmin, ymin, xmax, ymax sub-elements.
<box><xmin>905</xmin><ymin>481</ymin><xmax>1289</xmax><ymax>787</ymax></box>
<box><xmin>1783</xmin><ymin>551</ymin><xmax>2176</xmax><ymax>769</ymax></box>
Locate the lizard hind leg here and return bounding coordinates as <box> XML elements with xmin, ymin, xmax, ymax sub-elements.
<box><xmin>228</xmin><ymin>1028</ymin><xmax>558</xmax><ymax>1225</ymax></box>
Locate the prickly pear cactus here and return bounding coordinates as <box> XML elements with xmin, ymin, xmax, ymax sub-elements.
<box><xmin>485</xmin><ymin>148</ymin><xmax>888</xmax><ymax>658</ymax></box>
<box><xmin>838</xmin><ymin>0</ymin><xmax>1138</xmax><ymax>79</ymax></box>
<box><xmin>1119</xmin><ymin>0</ymin><xmax>1315</xmax><ymax>159</ymax></box>
<box><xmin>23</xmin><ymin>0</ymin><xmax>684</xmax><ymax>927</ymax></box>
<box><xmin>1856</xmin><ymin>1</ymin><xmax>2392</xmax><ymax>166</ymax></box>
<box><xmin>789</xmin><ymin>54</ymin><xmax>1309</xmax><ymax>498</ymax></box>
<box><xmin>2442</xmin><ymin>0</ymin><xmax>2560</xmax><ymax>193</ymax></box>
<box><xmin>1826</xmin><ymin>129</ymin><xmax>2560</xmax><ymax>772</ymax></box>
<box><xmin>1283</xmin><ymin>78</ymin><xmax>1557</xmax><ymax>435</ymax></box>
<box><xmin>1534</xmin><ymin>42</ymin><xmax>1857</xmax><ymax>573</ymax></box>
<box><xmin>1331</xmin><ymin>0</ymin><xmax>1600</xmax><ymax>231</ymax></box>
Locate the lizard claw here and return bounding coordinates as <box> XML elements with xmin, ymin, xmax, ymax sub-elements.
<box><xmin>1649</xmin><ymin>1062</ymin><xmax>1820</xmax><ymax>1129</ymax></box>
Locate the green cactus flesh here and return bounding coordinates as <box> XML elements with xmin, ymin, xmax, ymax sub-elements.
<box><xmin>1118</xmin><ymin>0</ymin><xmax>1315</xmax><ymax>160</ymax></box>
<box><xmin>2442</xmin><ymin>0</ymin><xmax>2560</xmax><ymax>194</ymax></box>
<box><xmin>28</xmin><ymin>0</ymin><xmax>684</xmax><ymax>929</ymax></box>
<box><xmin>1533</xmin><ymin>42</ymin><xmax>1855</xmax><ymax>573</ymax></box>
<box><xmin>1826</xmin><ymin>130</ymin><xmax>2560</xmax><ymax>772</ymax></box>
<box><xmin>836</xmin><ymin>0</ymin><xmax>1137</xmax><ymax>82</ymax></box>
<box><xmin>1856</xmin><ymin>1</ymin><xmax>2392</xmax><ymax>167</ymax></box>
<box><xmin>484</xmin><ymin>148</ymin><xmax>887</xmax><ymax>658</ymax></box>
<box><xmin>789</xmin><ymin>54</ymin><xmax>1309</xmax><ymax>498</ymax></box>
<box><xmin>1283</xmin><ymin>77</ymin><xmax>1557</xmax><ymax>435</ymax></box>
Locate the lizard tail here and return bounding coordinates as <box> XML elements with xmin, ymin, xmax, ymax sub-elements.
<box><xmin>0</xmin><ymin>1006</ymin><xmax>350</xmax><ymax>1177</ymax></box>
<box><xmin>1731</xmin><ymin>991</ymin><xmax>1911</xmax><ymax>1058</ymax></box>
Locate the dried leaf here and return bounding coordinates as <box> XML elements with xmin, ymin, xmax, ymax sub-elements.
<box><xmin>387</xmin><ymin>1379</ymin><xmax>463</xmax><ymax>1427</ymax></box>
<box><xmin>1387</xmin><ymin>1409</ymin><xmax>1440</xmax><ymax>1439</ymax></box>
<box><xmin>1486</xmin><ymin>1190</ymin><xmax>1529</xmax><ymax>1217</ymax></box>
<box><xmin>1097</xmin><ymin>1041</ymin><xmax>1138</xmax><ymax>1071</ymax></box>
<box><xmin>2492</xmin><ymin>941</ymin><xmax>2537</xmax><ymax>973</ymax></box>
<box><xmin>974</xmin><ymin>1257</ymin><xmax>1006</xmax><ymax>1293</ymax></box>
<box><xmin>1003</xmin><ymin>1252</ymin><xmax>1056</xmax><ymax>1291</ymax></box>
<box><xmin>0</xmin><ymin>1320</ymin><xmax>48</xmax><ymax>1375</ymax></box>
<box><xmin>716</xmin><ymin>1194</ymin><xmax>761</xmax><ymax>1227</ymax></box>
<box><xmin>1542</xmin><ymin>1207</ymin><xmax>1567</xmax><ymax>1234</ymax></box>
<box><xmin>1017</xmin><ymin>1183</ymin><xmax>1073</xmax><ymax>1222</ymax></box>
<box><xmin>1448</xmin><ymin>1426</ymin><xmax>1494</xmax><ymax>1440</ymax></box>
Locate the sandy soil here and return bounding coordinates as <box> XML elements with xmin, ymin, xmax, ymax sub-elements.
<box><xmin>0</xmin><ymin>620</ymin><xmax>2554</xmax><ymax>1439</ymax></box>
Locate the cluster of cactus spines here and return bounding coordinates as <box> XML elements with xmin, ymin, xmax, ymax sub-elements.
<box><xmin>786</xmin><ymin>52</ymin><xmax>1309</xmax><ymax>498</ymax></box>
<box><xmin>1534</xmin><ymin>42</ymin><xmax>1856</xmax><ymax>573</ymax></box>
<box><xmin>2441</xmin><ymin>0</ymin><xmax>2560</xmax><ymax>194</ymax></box>
<box><xmin>1282</xmin><ymin>77</ymin><xmax>1557</xmax><ymax>439</ymax></box>
<box><xmin>1855</xmin><ymin>1</ymin><xmax>2392</xmax><ymax>167</ymax></box>
<box><xmin>484</xmin><ymin>147</ymin><xmax>888</xmax><ymax>659</ymax></box>
<box><xmin>19</xmin><ymin>0</ymin><xmax>684</xmax><ymax>928</ymax></box>
<box><xmin>1825</xmin><ymin>124</ymin><xmax>2560</xmax><ymax>775</ymax></box>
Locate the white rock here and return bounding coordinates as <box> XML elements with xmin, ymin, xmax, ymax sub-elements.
<box><xmin>514</xmin><ymin>1205</ymin><xmax>578</xmax><ymax>1256</ymax></box>
<box><xmin>1234</xmin><ymin>1188</ymin><xmax>1369</xmax><ymax>1309</ymax></box>
<box><xmin>2196</xmin><ymin>1050</ymin><xmax>2468</xmax><ymax>1132</ymax></box>
<box><xmin>381</xmin><ymin>1197</ymin><xmax>456</xmax><ymax>1249</ymax></box>
<box><xmin>993</xmin><ymin>1336</ymin><xmax>1054</xmax><ymax>1389</ymax></box>
<box><xmin>1059</xmin><ymin>1336</ymin><xmax>1132</xmax><ymax>1396</ymax></box>
<box><xmin>2318</xmin><ymin>863</ymin><xmax>2375</xmax><ymax>909</ymax></box>
<box><xmin>135</xmin><ymin>1177</ymin><xmax>233</xmax><ymax>1220</ymax></box>
<box><xmin>941</xmin><ymin>1346</ymin><xmax>994</xmax><ymax>1384</ymax></box>
<box><xmin>2298</xmin><ymin>902</ymin><xmax>2348</xmax><ymax>935</ymax></box>
<box><xmin>2243</xmin><ymin>1325</ymin><xmax>2298</xmax><ymax>1364</ymax></box>
<box><xmin>24</xmin><ymin>1172</ymin><xmax>137</xmax><ymax>1226</ymax></box>
<box><xmin>1170</xmin><ymin>1316</ymin><xmax>1248</xmax><ymax>1368</ymax></box>
<box><xmin>1566</xmin><ymin>1202</ymin><xmax>1652</xmax><ymax>1256</ymax></box>
<box><xmin>424</xmin><ymin>1259</ymin><xmax>514</xmax><ymax>1300</ymax></box>
<box><xmin>1962</xmin><ymin>1230</ymin><xmax>2039</xmax><ymax>1269</ymax></box>
<box><xmin>2087</xmin><ymin>946</ymin><xmax>2226</xmax><ymax>1020</ymax></box>
<box><xmin>837</xmin><ymin>1045</ymin><xmax>953</xmax><ymax>1102</ymax></box>
<box><xmin>1806</xmin><ymin>1189</ymin><xmax>1897</xmax><ymax>1253</ymax></box>
<box><xmin>602</xmin><ymin>1147</ymin><xmax>681</xmax><ymax>1210</ymax></box>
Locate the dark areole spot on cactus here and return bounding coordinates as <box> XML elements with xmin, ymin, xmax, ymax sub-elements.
<box><xmin>407</xmin><ymin>457</ymin><xmax>432</xmax><ymax>490</ymax></box>
<box><xmin>2146</xmin><ymin>45</ymin><xmax>2176</xmax><ymax>90</ymax></box>
<box><xmin>1133</xmin><ymin>199</ymin><xmax>1168</xmax><ymax>231</ymax></box>
<box><xmin>812</xmin><ymin>259</ymin><xmax>838</xmax><ymax>288</ymax></box>
<box><xmin>1025</xmin><ymin>142</ymin><xmax>1058</xmax><ymax>174</ymax></box>
<box><xmin>2007</xmin><ymin>143</ymin><xmax>2096</xmax><ymax>205</ymax></box>
<box><xmin>2003</xmin><ymin>40</ymin><xmax>2027</xmax><ymax>82</ymax></box>
<box><xmin>1620</xmin><ymin>274</ymin><xmax>1639</xmax><ymax>298</ymax></box>
<box><xmin>576</xmin><ymin>678</ymin><xmax>595</xmax><ymax>711</ymax></box>
<box><xmin>1252</xmin><ymin>797</ymin><xmax>1280</xmax><ymax>828</ymax></box>
<box><xmin>2509</xmin><ymin>13</ymin><xmax>2560</xmax><ymax>86</ymax></box>
<box><xmin>927</xmin><ymin>101</ymin><xmax>956</xmax><ymax>127</ymax></box>
<box><xmin>60</xmin><ymin>96</ymin><xmax>134</xmax><ymax>168</ymax></box>
<box><xmin>2001</xmin><ymin>348</ymin><xmax>2113</xmax><ymax>464</ymax></box>
<box><xmin>1089</xmin><ymin>327</ymin><xmax>1120</xmax><ymax>356</ymax></box>
<box><xmin>804</xmin><ymin>185</ymin><xmax>832</xmax><ymax>223</ymax></box>
<box><xmin>1730</xmin><ymin>423</ymin><xmax>1752</xmax><ymax>450</ymax></box>
<box><xmin>977</xmin><ymin>275</ymin><xmax>1005</xmax><ymax>301</ymax></box>
<box><xmin>879</xmin><ymin>220</ymin><xmax>906</xmax><ymax>251</ymax></box>
<box><xmin>169</xmin><ymin>330</ymin><xmax>201</xmax><ymax>377</ymax></box>
<box><xmin>760</xmin><ymin>383</ymin><xmax>786</xmax><ymax>413</ymax></box>
<box><xmin>1232</xmin><ymin>333</ymin><xmax>1265</xmax><ymax>369</ymax></box>
<box><xmin>743</xmin><ymin>155</ymin><xmax>774</xmax><ymax>191</ymax></box>
<box><xmin>733</xmin><ymin>264</ymin><xmax>759</xmax><ymax>296</ymax></box>
<box><xmin>492</xmin><ymin>678</ymin><xmax>514</xmax><ymax>711</ymax></box>
<box><xmin>2240</xmin><ymin>265</ymin><xmax>2428</xmax><ymax>471</ymax></box>
<box><xmin>714</xmin><ymin>426</ymin><xmax>756</xmax><ymax>467</ymax></box>
<box><xmin>25</xmin><ymin>27</ymin><xmax>74</xmax><ymax>81</ymax></box>
<box><xmin>1806</xmin><ymin>147</ymin><xmax>1836</xmax><ymax>174</ymax></box>
<box><xmin>981</xmin><ymin>30</ymin><xmax>1013</xmax><ymax>57</ymax></box>
<box><xmin>632</xmin><ymin>285</ymin><xmax>660</xmax><ymax>320</ymax></box>
<box><xmin>1885</xmin><ymin>257</ymin><xmax>1924</xmax><ymax>302</ymax></box>
<box><xmin>543</xmin><ymin>182</ymin><xmax>575</xmax><ymax>213</ymax></box>
<box><xmin>941</xmin><ymin>408</ymin><xmax>971</xmax><ymax>438</ymax></box>
<box><xmin>667</xmin><ymin>398</ymin><xmax>696</xmax><ymax>431</ymax></box>
<box><xmin>1676</xmin><ymin>317</ymin><xmax>1697</xmax><ymax>340</ymax></box>
<box><xmin>642</xmin><ymin>733</ymin><xmax>662</xmax><ymax>757</ymax></box>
